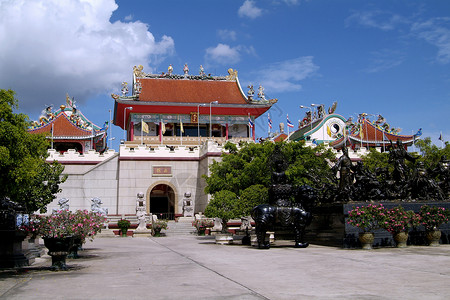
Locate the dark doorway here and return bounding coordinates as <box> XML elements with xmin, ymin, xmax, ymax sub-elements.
<box><xmin>150</xmin><ymin>184</ymin><xmax>175</xmax><ymax>220</ymax></box>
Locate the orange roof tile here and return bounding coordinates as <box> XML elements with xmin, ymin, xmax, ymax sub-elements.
<box><xmin>29</xmin><ymin>112</ymin><xmax>94</xmax><ymax>138</ymax></box>
<box><xmin>138</xmin><ymin>78</ymin><xmax>248</xmax><ymax>104</ymax></box>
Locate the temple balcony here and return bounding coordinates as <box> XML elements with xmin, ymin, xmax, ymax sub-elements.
<box><xmin>129</xmin><ymin>136</ymin><xmax>254</xmax><ymax>147</ymax></box>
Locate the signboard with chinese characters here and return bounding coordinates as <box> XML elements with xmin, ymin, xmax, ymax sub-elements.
<box><xmin>190</xmin><ymin>112</ymin><xmax>198</xmax><ymax>123</ymax></box>
<box><xmin>152</xmin><ymin>166</ymin><xmax>172</xmax><ymax>177</ymax></box>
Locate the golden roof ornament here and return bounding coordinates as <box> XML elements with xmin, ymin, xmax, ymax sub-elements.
<box><xmin>133</xmin><ymin>65</ymin><xmax>145</xmax><ymax>78</ymax></box>
<box><xmin>226</xmin><ymin>68</ymin><xmax>238</xmax><ymax>81</ymax></box>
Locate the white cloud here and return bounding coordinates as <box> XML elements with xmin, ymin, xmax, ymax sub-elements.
<box><xmin>124</xmin><ymin>14</ymin><xmax>133</xmax><ymax>21</ymax></box>
<box><xmin>412</xmin><ymin>17</ymin><xmax>450</xmax><ymax>64</ymax></box>
<box><xmin>251</xmin><ymin>57</ymin><xmax>319</xmax><ymax>93</ymax></box>
<box><xmin>238</xmin><ymin>0</ymin><xmax>263</xmax><ymax>19</ymax></box>
<box><xmin>217</xmin><ymin>29</ymin><xmax>237</xmax><ymax>41</ymax></box>
<box><xmin>205</xmin><ymin>44</ymin><xmax>242</xmax><ymax>65</ymax></box>
<box><xmin>346</xmin><ymin>10</ymin><xmax>408</xmax><ymax>31</ymax></box>
<box><xmin>365</xmin><ymin>49</ymin><xmax>405</xmax><ymax>73</ymax></box>
<box><xmin>0</xmin><ymin>0</ymin><xmax>174</xmax><ymax>114</ymax></box>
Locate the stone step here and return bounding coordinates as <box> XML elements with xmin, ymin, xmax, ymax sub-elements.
<box><xmin>164</xmin><ymin>221</ymin><xmax>195</xmax><ymax>236</ymax></box>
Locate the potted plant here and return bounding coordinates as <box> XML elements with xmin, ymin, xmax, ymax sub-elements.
<box><xmin>33</xmin><ymin>210</ymin><xmax>75</xmax><ymax>270</ymax></box>
<box><xmin>151</xmin><ymin>219</ymin><xmax>168</xmax><ymax>237</ymax></box>
<box><xmin>347</xmin><ymin>203</ymin><xmax>387</xmax><ymax>250</ymax></box>
<box><xmin>69</xmin><ymin>210</ymin><xmax>105</xmax><ymax>257</ymax></box>
<box><xmin>117</xmin><ymin>219</ymin><xmax>131</xmax><ymax>237</ymax></box>
<box><xmin>382</xmin><ymin>206</ymin><xmax>415</xmax><ymax>248</ymax></box>
<box><xmin>204</xmin><ymin>190</ymin><xmax>240</xmax><ymax>244</ymax></box>
<box><xmin>417</xmin><ymin>205</ymin><xmax>450</xmax><ymax>246</ymax></box>
<box><xmin>193</xmin><ymin>218</ymin><xmax>214</xmax><ymax>236</ymax></box>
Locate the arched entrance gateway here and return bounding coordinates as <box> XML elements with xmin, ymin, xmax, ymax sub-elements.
<box><xmin>147</xmin><ymin>183</ymin><xmax>177</xmax><ymax>220</ymax></box>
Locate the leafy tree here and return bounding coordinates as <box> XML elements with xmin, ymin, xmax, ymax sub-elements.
<box><xmin>237</xmin><ymin>184</ymin><xmax>268</xmax><ymax>216</ymax></box>
<box><xmin>361</xmin><ymin>148</ymin><xmax>391</xmax><ymax>174</ymax></box>
<box><xmin>204</xmin><ymin>141</ymin><xmax>274</xmax><ymax>196</ymax></box>
<box><xmin>204</xmin><ymin>140</ymin><xmax>336</xmax><ymax>213</ymax></box>
<box><xmin>0</xmin><ymin>89</ymin><xmax>66</xmax><ymax>213</ymax></box>
<box><xmin>415</xmin><ymin>137</ymin><xmax>450</xmax><ymax>169</ymax></box>
<box><xmin>204</xmin><ymin>190</ymin><xmax>239</xmax><ymax>233</ymax></box>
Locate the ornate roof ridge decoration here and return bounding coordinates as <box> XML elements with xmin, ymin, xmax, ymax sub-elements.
<box><xmin>329</xmin><ymin>112</ymin><xmax>420</xmax><ymax>149</ymax></box>
<box><xmin>112</xmin><ymin>65</ymin><xmax>278</xmax><ymax>105</ymax></box>
<box><xmin>28</xmin><ymin>93</ymin><xmax>108</xmax><ymax>134</ymax></box>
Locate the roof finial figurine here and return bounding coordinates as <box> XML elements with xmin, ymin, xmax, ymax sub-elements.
<box><xmin>134</xmin><ymin>80</ymin><xmax>142</xmax><ymax>96</ymax></box>
<box><xmin>183</xmin><ymin>63</ymin><xmax>189</xmax><ymax>77</ymax></box>
<box><xmin>168</xmin><ymin>64</ymin><xmax>173</xmax><ymax>75</ymax></box>
<box><xmin>199</xmin><ymin>65</ymin><xmax>205</xmax><ymax>76</ymax></box>
<box><xmin>247</xmin><ymin>85</ymin><xmax>255</xmax><ymax>100</ymax></box>
<box><xmin>133</xmin><ymin>65</ymin><xmax>145</xmax><ymax>78</ymax></box>
<box><xmin>121</xmin><ymin>82</ymin><xmax>129</xmax><ymax>96</ymax></box>
<box><xmin>257</xmin><ymin>85</ymin><xmax>266</xmax><ymax>101</ymax></box>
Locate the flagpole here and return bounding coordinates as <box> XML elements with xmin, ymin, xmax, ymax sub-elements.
<box><xmin>179</xmin><ymin>115</ymin><xmax>183</xmax><ymax>146</ymax></box>
<box><xmin>51</xmin><ymin>123</ymin><xmax>54</xmax><ymax>149</ymax></box>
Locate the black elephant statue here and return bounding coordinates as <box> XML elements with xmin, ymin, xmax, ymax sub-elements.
<box><xmin>251</xmin><ymin>144</ymin><xmax>316</xmax><ymax>249</ymax></box>
<box><xmin>251</xmin><ymin>185</ymin><xmax>315</xmax><ymax>249</ymax></box>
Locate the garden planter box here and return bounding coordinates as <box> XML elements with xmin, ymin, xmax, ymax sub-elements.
<box><xmin>306</xmin><ymin>202</ymin><xmax>450</xmax><ymax>248</ymax></box>
<box><xmin>113</xmin><ymin>230</ymin><xmax>134</xmax><ymax>237</ymax></box>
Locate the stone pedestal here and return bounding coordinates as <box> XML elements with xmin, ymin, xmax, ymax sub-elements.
<box><xmin>0</xmin><ymin>230</ymin><xmax>30</xmax><ymax>268</ymax></box>
<box><xmin>215</xmin><ymin>233</ymin><xmax>233</xmax><ymax>245</ymax></box>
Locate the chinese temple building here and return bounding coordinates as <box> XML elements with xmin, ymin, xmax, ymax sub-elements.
<box><xmin>289</xmin><ymin>103</ymin><xmax>420</xmax><ymax>152</ymax></box>
<box><xmin>329</xmin><ymin>113</ymin><xmax>420</xmax><ymax>151</ymax></box>
<box><xmin>27</xmin><ymin>95</ymin><xmax>108</xmax><ymax>154</ymax></box>
<box><xmin>288</xmin><ymin>102</ymin><xmax>347</xmax><ymax>145</ymax></box>
<box><xmin>113</xmin><ymin>65</ymin><xmax>276</xmax><ymax>145</ymax></box>
<box><xmin>35</xmin><ymin>66</ymin><xmax>276</xmax><ymax>219</ymax></box>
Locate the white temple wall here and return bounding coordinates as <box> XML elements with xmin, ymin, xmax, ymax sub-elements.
<box><xmin>48</xmin><ymin>155</ymin><xmax>119</xmax><ymax>214</ymax></box>
<box><xmin>117</xmin><ymin>159</ymin><xmax>202</xmax><ymax>215</ymax></box>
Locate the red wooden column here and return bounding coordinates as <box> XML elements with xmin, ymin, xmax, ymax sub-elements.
<box><xmin>129</xmin><ymin>122</ymin><xmax>134</xmax><ymax>141</ymax></box>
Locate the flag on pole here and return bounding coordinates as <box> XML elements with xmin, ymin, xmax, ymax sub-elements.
<box><xmin>161</xmin><ymin>122</ymin><xmax>166</xmax><ymax>134</ymax></box>
<box><xmin>268</xmin><ymin>113</ymin><xmax>272</xmax><ymax>129</ymax></box>
<box><xmin>248</xmin><ymin>115</ymin><xmax>254</xmax><ymax>128</ymax></box>
<box><xmin>287</xmin><ymin>114</ymin><xmax>294</xmax><ymax>128</ymax></box>
<box><xmin>180</xmin><ymin>120</ymin><xmax>184</xmax><ymax>133</ymax></box>
<box><xmin>141</xmin><ymin>120</ymin><xmax>149</xmax><ymax>134</ymax></box>
<box><xmin>438</xmin><ymin>133</ymin><xmax>443</xmax><ymax>141</ymax></box>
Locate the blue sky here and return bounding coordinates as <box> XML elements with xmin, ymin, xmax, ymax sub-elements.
<box><xmin>1</xmin><ymin>0</ymin><xmax>449</xmax><ymax>150</ymax></box>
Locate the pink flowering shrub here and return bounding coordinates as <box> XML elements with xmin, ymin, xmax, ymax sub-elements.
<box><xmin>347</xmin><ymin>204</ymin><xmax>387</xmax><ymax>232</ymax></box>
<box><xmin>382</xmin><ymin>206</ymin><xmax>416</xmax><ymax>234</ymax></box>
<box><xmin>31</xmin><ymin>210</ymin><xmax>105</xmax><ymax>241</ymax></box>
<box><xmin>192</xmin><ymin>218</ymin><xmax>214</xmax><ymax>230</ymax></box>
<box><xmin>417</xmin><ymin>205</ymin><xmax>450</xmax><ymax>231</ymax></box>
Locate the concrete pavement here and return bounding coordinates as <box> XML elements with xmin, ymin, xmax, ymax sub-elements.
<box><xmin>1</xmin><ymin>235</ymin><xmax>450</xmax><ymax>299</ymax></box>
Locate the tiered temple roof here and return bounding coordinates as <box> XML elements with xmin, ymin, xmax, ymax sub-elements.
<box><xmin>28</xmin><ymin>98</ymin><xmax>108</xmax><ymax>153</ymax></box>
<box><xmin>330</xmin><ymin>116</ymin><xmax>420</xmax><ymax>150</ymax></box>
<box><xmin>113</xmin><ymin>66</ymin><xmax>277</xmax><ymax>131</ymax></box>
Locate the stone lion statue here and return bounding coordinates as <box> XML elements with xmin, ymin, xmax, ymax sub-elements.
<box><xmin>91</xmin><ymin>197</ymin><xmax>108</xmax><ymax>216</ymax></box>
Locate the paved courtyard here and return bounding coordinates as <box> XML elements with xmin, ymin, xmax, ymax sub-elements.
<box><xmin>1</xmin><ymin>235</ymin><xmax>450</xmax><ymax>299</ymax></box>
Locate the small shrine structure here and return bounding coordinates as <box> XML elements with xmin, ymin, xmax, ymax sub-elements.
<box><xmin>27</xmin><ymin>95</ymin><xmax>108</xmax><ymax>154</ymax></box>
<box><xmin>329</xmin><ymin>113</ymin><xmax>420</xmax><ymax>151</ymax></box>
<box><xmin>289</xmin><ymin>103</ymin><xmax>420</xmax><ymax>152</ymax></box>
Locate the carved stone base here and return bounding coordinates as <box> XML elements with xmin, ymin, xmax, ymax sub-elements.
<box><xmin>215</xmin><ymin>233</ymin><xmax>233</xmax><ymax>245</ymax></box>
